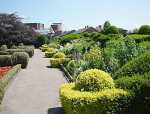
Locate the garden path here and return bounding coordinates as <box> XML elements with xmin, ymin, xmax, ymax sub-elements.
<box><xmin>0</xmin><ymin>49</ymin><xmax>66</xmax><ymax>114</ymax></box>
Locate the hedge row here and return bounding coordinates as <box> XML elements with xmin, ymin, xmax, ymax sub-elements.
<box><xmin>60</xmin><ymin>83</ymin><xmax>132</xmax><ymax>114</ymax></box>
<box><xmin>0</xmin><ymin>52</ymin><xmax>29</xmax><ymax>68</ymax></box>
<box><xmin>0</xmin><ymin>64</ymin><xmax>21</xmax><ymax>104</ymax></box>
<box><xmin>7</xmin><ymin>49</ymin><xmax>34</xmax><ymax>57</ymax></box>
<box><xmin>114</xmin><ymin>51</ymin><xmax>150</xmax><ymax>79</ymax></box>
<box><xmin>128</xmin><ymin>34</ymin><xmax>150</xmax><ymax>42</ymax></box>
<box><xmin>115</xmin><ymin>72</ymin><xmax>150</xmax><ymax>114</ymax></box>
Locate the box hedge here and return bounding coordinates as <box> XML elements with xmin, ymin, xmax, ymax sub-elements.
<box><xmin>7</xmin><ymin>49</ymin><xmax>34</xmax><ymax>57</ymax></box>
<box><xmin>0</xmin><ymin>64</ymin><xmax>21</xmax><ymax>104</ymax></box>
<box><xmin>60</xmin><ymin>83</ymin><xmax>132</xmax><ymax>114</ymax></box>
<box><xmin>115</xmin><ymin>72</ymin><xmax>150</xmax><ymax>114</ymax></box>
<box><xmin>45</xmin><ymin>52</ymin><xmax>55</xmax><ymax>58</ymax></box>
<box><xmin>113</xmin><ymin>51</ymin><xmax>150</xmax><ymax>79</ymax></box>
<box><xmin>0</xmin><ymin>55</ymin><xmax>12</xmax><ymax>67</ymax></box>
<box><xmin>11</xmin><ymin>52</ymin><xmax>29</xmax><ymax>68</ymax></box>
<box><xmin>50</xmin><ymin>58</ymin><xmax>66</xmax><ymax>68</ymax></box>
<box><xmin>53</xmin><ymin>52</ymin><xmax>66</xmax><ymax>58</ymax></box>
<box><xmin>0</xmin><ymin>51</ymin><xmax>9</xmax><ymax>55</ymax></box>
<box><xmin>75</xmin><ymin>69</ymin><xmax>115</xmax><ymax>91</ymax></box>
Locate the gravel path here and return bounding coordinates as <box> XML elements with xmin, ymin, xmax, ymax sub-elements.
<box><xmin>0</xmin><ymin>49</ymin><xmax>66</xmax><ymax>114</ymax></box>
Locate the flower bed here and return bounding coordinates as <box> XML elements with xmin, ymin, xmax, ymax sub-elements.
<box><xmin>0</xmin><ymin>66</ymin><xmax>12</xmax><ymax>78</ymax></box>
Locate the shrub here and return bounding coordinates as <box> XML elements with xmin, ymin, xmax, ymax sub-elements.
<box><xmin>75</xmin><ymin>69</ymin><xmax>115</xmax><ymax>91</ymax></box>
<box><xmin>83</xmin><ymin>47</ymin><xmax>103</xmax><ymax>69</ymax></box>
<box><xmin>0</xmin><ymin>45</ymin><xmax>8</xmax><ymax>51</ymax></box>
<box><xmin>46</xmin><ymin>48</ymin><xmax>55</xmax><ymax>52</ymax></box>
<box><xmin>41</xmin><ymin>44</ymin><xmax>49</xmax><ymax>52</ymax></box>
<box><xmin>0</xmin><ymin>64</ymin><xmax>21</xmax><ymax>104</ymax></box>
<box><xmin>115</xmin><ymin>72</ymin><xmax>150</xmax><ymax>114</ymax></box>
<box><xmin>50</xmin><ymin>58</ymin><xmax>65</xmax><ymax>68</ymax></box>
<box><xmin>139</xmin><ymin>41</ymin><xmax>150</xmax><ymax>49</ymax></box>
<box><xmin>138</xmin><ymin>25</ymin><xmax>150</xmax><ymax>34</ymax></box>
<box><xmin>45</xmin><ymin>52</ymin><xmax>55</xmax><ymax>58</ymax></box>
<box><xmin>60</xmin><ymin>83</ymin><xmax>132</xmax><ymax>114</ymax></box>
<box><xmin>48</xmin><ymin>43</ymin><xmax>59</xmax><ymax>48</ymax></box>
<box><xmin>53</xmin><ymin>52</ymin><xmax>66</xmax><ymax>58</ymax></box>
<box><xmin>12</xmin><ymin>52</ymin><xmax>29</xmax><ymax>68</ymax></box>
<box><xmin>37</xmin><ymin>35</ymin><xmax>49</xmax><ymax>47</ymax></box>
<box><xmin>128</xmin><ymin>34</ymin><xmax>150</xmax><ymax>42</ymax></box>
<box><xmin>0</xmin><ymin>51</ymin><xmax>9</xmax><ymax>55</ymax></box>
<box><xmin>0</xmin><ymin>55</ymin><xmax>12</xmax><ymax>67</ymax></box>
<box><xmin>7</xmin><ymin>49</ymin><xmax>34</xmax><ymax>57</ymax></box>
<box><xmin>114</xmin><ymin>51</ymin><xmax>150</xmax><ymax>79</ymax></box>
<box><xmin>66</xmin><ymin>60</ymin><xmax>78</xmax><ymax>76</ymax></box>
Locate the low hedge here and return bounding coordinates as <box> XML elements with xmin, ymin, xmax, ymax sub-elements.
<box><xmin>139</xmin><ymin>41</ymin><xmax>150</xmax><ymax>49</ymax></box>
<box><xmin>0</xmin><ymin>64</ymin><xmax>21</xmax><ymax>104</ymax></box>
<box><xmin>0</xmin><ymin>55</ymin><xmax>12</xmax><ymax>67</ymax></box>
<box><xmin>0</xmin><ymin>51</ymin><xmax>9</xmax><ymax>55</ymax></box>
<box><xmin>45</xmin><ymin>52</ymin><xmax>55</xmax><ymax>58</ymax></box>
<box><xmin>53</xmin><ymin>52</ymin><xmax>66</xmax><ymax>58</ymax></box>
<box><xmin>115</xmin><ymin>72</ymin><xmax>150</xmax><ymax>114</ymax></box>
<box><xmin>113</xmin><ymin>51</ymin><xmax>150</xmax><ymax>79</ymax></box>
<box><xmin>7</xmin><ymin>49</ymin><xmax>34</xmax><ymax>57</ymax></box>
<box><xmin>50</xmin><ymin>58</ymin><xmax>66</xmax><ymax>68</ymax></box>
<box><xmin>127</xmin><ymin>34</ymin><xmax>150</xmax><ymax>43</ymax></box>
<box><xmin>12</xmin><ymin>52</ymin><xmax>29</xmax><ymax>68</ymax></box>
<box><xmin>60</xmin><ymin>83</ymin><xmax>132</xmax><ymax>114</ymax></box>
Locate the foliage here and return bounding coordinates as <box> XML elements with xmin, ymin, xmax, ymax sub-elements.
<box><xmin>0</xmin><ymin>45</ymin><xmax>8</xmax><ymax>51</ymax></box>
<box><xmin>75</xmin><ymin>69</ymin><xmax>115</xmax><ymax>92</ymax></box>
<box><xmin>104</xmin><ymin>26</ymin><xmax>119</xmax><ymax>34</ymax></box>
<box><xmin>0</xmin><ymin>55</ymin><xmax>12</xmax><ymax>67</ymax></box>
<box><xmin>127</xmin><ymin>34</ymin><xmax>150</xmax><ymax>42</ymax></box>
<box><xmin>45</xmin><ymin>52</ymin><xmax>55</xmax><ymax>58</ymax></box>
<box><xmin>60</xmin><ymin>83</ymin><xmax>132</xmax><ymax>114</ymax></box>
<box><xmin>0</xmin><ymin>51</ymin><xmax>9</xmax><ymax>55</ymax></box>
<box><xmin>53</xmin><ymin>52</ymin><xmax>66</xmax><ymax>58</ymax></box>
<box><xmin>83</xmin><ymin>46</ymin><xmax>103</xmax><ymax>69</ymax></box>
<box><xmin>0</xmin><ymin>64</ymin><xmax>21</xmax><ymax>104</ymax></box>
<box><xmin>139</xmin><ymin>41</ymin><xmax>150</xmax><ymax>49</ymax></box>
<box><xmin>60</xmin><ymin>33</ymin><xmax>81</xmax><ymax>45</ymax></box>
<box><xmin>103</xmin><ymin>21</ymin><xmax>111</xmax><ymax>32</ymax></box>
<box><xmin>114</xmin><ymin>51</ymin><xmax>150</xmax><ymax>79</ymax></box>
<box><xmin>11</xmin><ymin>52</ymin><xmax>29</xmax><ymax>68</ymax></box>
<box><xmin>115</xmin><ymin>72</ymin><xmax>150</xmax><ymax>114</ymax></box>
<box><xmin>0</xmin><ymin>13</ymin><xmax>36</xmax><ymax>46</ymax></box>
<box><xmin>50</xmin><ymin>58</ymin><xmax>66</xmax><ymax>68</ymax></box>
<box><xmin>37</xmin><ymin>35</ymin><xmax>49</xmax><ymax>47</ymax></box>
<box><xmin>138</xmin><ymin>25</ymin><xmax>150</xmax><ymax>34</ymax></box>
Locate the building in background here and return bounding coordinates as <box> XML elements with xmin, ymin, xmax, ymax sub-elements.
<box><xmin>50</xmin><ymin>23</ymin><xmax>63</xmax><ymax>35</ymax></box>
<box><xmin>25</xmin><ymin>23</ymin><xmax>44</xmax><ymax>30</ymax></box>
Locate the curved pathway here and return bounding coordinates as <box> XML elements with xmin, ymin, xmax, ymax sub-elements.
<box><xmin>0</xmin><ymin>49</ymin><xmax>66</xmax><ymax>114</ymax></box>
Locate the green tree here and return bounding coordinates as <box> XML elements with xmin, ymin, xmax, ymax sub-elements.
<box><xmin>103</xmin><ymin>21</ymin><xmax>111</xmax><ymax>31</ymax></box>
<box><xmin>104</xmin><ymin>26</ymin><xmax>119</xmax><ymax>34</ymax></box>
<box><xmin>138</xmin><ymin>25</ymin><xmax>150</xmax><ymax>34</ymax></box>
<box><xmin>37</xmin><ymin>35</ymin><xmax>49</xmax><ymax>46</ymax></box>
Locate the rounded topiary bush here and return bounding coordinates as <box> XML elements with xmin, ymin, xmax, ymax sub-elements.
<box><xmin>75</xmin><ymin>69</ymin><xmax>115</xmax><ymax>91</ymax></box>
<box><xmin>12</xmin><ymin>52</ymin><xmax>29</xmax><ymax>68</ymax></box>
<box><xmin>0</xmin><ymin>55</ymin><xmax>12</xmax><ymax>67</ymax></box>
<box><xmin>60</xmin><ymin>83</ymin><xmax>132</xmax><ymax>114</ymax></box>
<box><xmin>53</xmin><ymin>52</ymin><xmax>66</xmax><ymax>58</ymax></box>
<box><xmin>0</xmin><ymin>45</ymin><xmax>8</xmax><ymax>51</ymax></box>
<box><xmin>46</xmin><ymin>48</ymin><xmax>55</xmax><ymax>52</ymax></box>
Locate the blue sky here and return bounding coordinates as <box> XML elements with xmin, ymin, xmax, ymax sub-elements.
<box><xmin>0</xmin><ymin>0</ymin><xmax>150</xmax><ymax>30</ymax></box>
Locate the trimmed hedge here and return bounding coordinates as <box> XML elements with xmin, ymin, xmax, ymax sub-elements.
<box><xmin>127</xmin><ymin>34</ymin><xmax>150</xmax><ymax>42</ymax></box>
<box><xmin>60</xmin><ymin>83</ymin><xmax>132</xmax><ymax>114</ymax></box>
<box><xmin>115</xmin><ymin>72</ymin><xmax>150</xmax><ymax>114</ymax></box>
<box><xmin>0</xmin><ymin>55</ymin><xmax>12</xmax><ymax>67</ymax></box>
<box><xmin>0</xmin><ymin>51</ymin><xmax>9</xmax><ymax>55</ymax></box>
<box><xmin>7</xmin><ymin>49</ymin><xmax>34</xmax><ymax>57</ymax></box>
<box><xmin>0</xmin><ymin>64</ymin><xmax>21</xmax><ymax>104</ymax></box>
<box><xmin>0</xmin><ymin>45</ymin><xmax>7</xmax><ymax>51</ymax></box>
<box><xmin>75</xmin><ymin>69</ymin><xmax>115</xmax><ymax>91</ymax></box>
<box><xmin>50</xmin><ymin>58</ymin><xmax>66</xmax><ymax>68</ymax></box>
<box><xmin>12</xmin><ymin>52</ymin><xmax>29</xmax><ymax>68</ymax></box>
<box><xmin>114</xmin><ymin>51</ymin><xmax>150</xmax><ymax>79</ymax></box>
<box><xmin>45</xmin><ymin>52</ymin><xmax>55</xmax><ymax>58</ymax></box>
<box><xmin>53</xmin><ymin>52</ymin><xmax>66</xmax><ymax>58</ymax></box>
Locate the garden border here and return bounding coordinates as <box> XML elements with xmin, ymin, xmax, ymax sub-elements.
<box><xmin>0</xmin><ymin>64</ymin><xmax>21</xmax><ymax>105</ymax></box>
